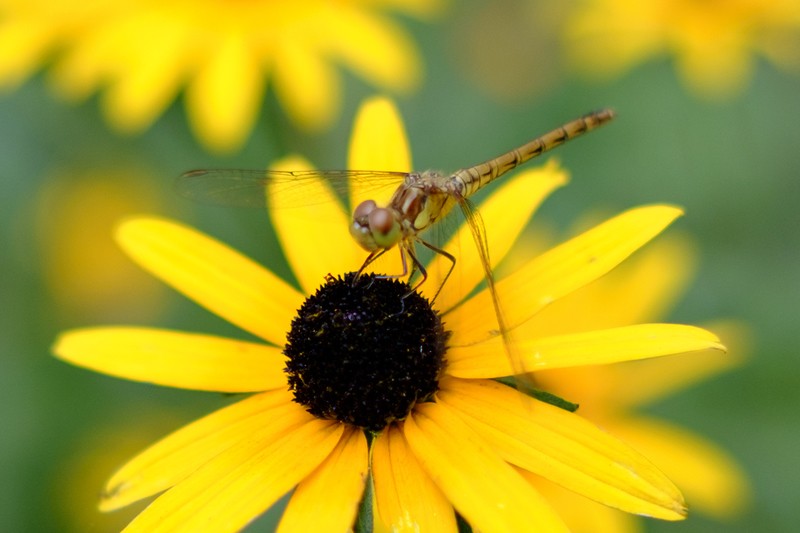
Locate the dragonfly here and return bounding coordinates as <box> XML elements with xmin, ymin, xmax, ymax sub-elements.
<box><xmin>178</xmin><ymin>109</ymin><xmax>615</xmax><ymax>378</ymax></box>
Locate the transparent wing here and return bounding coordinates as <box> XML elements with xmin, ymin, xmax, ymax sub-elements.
<box><xmin>456</xmin><ymin>195</ymin><xmax>534</xmax><ymax>385</ymax></box>
<box><xmin>176</xmin><ymin>168</ymin><xmax>411</xmax><ymax>210</ymax></box>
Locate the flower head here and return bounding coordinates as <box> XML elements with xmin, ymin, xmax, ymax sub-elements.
<box><xmin>566</xmin><ymin>0</ymin><xmax>800</xmax><ymax>99</ymax></box>
<box><xmin>0</xmin><ymin>0</ymin><xmax>439</xmax><ymax>153</ymax></box>
<box><xmin>53</xmin><ymin>97</ymin><xmax>725</xmax><ymax>531</ymax></box>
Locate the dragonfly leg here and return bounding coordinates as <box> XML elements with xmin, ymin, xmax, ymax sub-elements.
<box><xmin>416</xmin><ymin>238</ymin><xmax>455</xmax><ymax>304</ymax></box>
<box><xmin>402</xmin><ymin>243</ymin><xmax>430</xmax><ymax>298</ymax></box>
<box><xmin>354</xmin><ymin>248</ymin><xmax>390</xmax><ymax>287</ymax></box>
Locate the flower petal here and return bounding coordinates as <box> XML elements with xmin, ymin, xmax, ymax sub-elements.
<box><xmin>0</xmin><ymin>20</ymin><xmax>53</xmax><ymax>88</ymax></box>
<box><xmin>348</xmin><ymin>96</ymin><xmax>412</xmax><ymax>211</ymax></box>
<box><xmin>447</xmin><ymin>205</ymin><xmax>683</xmax><ymax>345</ymax></box>
<box><xmin>372</xmin><ymin>424</ymin><xmax>457</xmax><ymax>532</ymax></box>
<box><xmin>115</xmin><ymin>217</ymin><xmax>304</xmax><ymax>345</ymax></box>
<box><xmin>101</xmin><ymin>19</ymin><xmax>191</xmax><ymax>133</ymax></box>
<box><xmin>122</xmin><ymin>417</ymin><xmax>344</xmax><ymax>533</ymax></box>
<box><xmin>423</xmin><ymin>161</ymin><xmax>568</xmax><ymax>311</ymax></box>
<box><xmin>447</xmin><ymin>323</ymin><xmax>725</xmax><ymax>378</ymax></box>
<box><xmin>609</xmin><ymin>320</ymin><xmax>748</xmax><ymax>408</ymax></box>
<box><xmin>608</xmin><ymin>416</ymin><xmax>751</xmax><ymax>519</ymax></box>
<box><xmin>186</xmin><ymin>34</ymin><xmax>264</xmax><ymax>153</ymax></box>
<box><xmin>438</xmin><ymin>378</ymin><xmax>687</xmax><ymax>520</ymax></box>
<box><xmin>524</xmin><ymin>474</ymin><xmax>639</xmax><ymax>533</ymax></box>
<box><xmin>278</xmin><ymin>427</ymin><xmax>368</xmax><ymax>533</ymax></box>
<box><xmin>53</xmin><ymin>327</ymin><xmax>286</xmax><ymax>392</ymax></box>
<box><xmin>272</xmin><ymin>41</ymin><xmax>340</xmax><ymax>131</ymax></box>
<box><xmin>322</xmin><ymin>10</ymin><xmax>420</xmax><ymax>92</ymax></box>
<box><xmin>404</xmin><ymin>403</ymin><xmax>569</xmax><ymax>533</ymax></box>
<box><xmin>525</xmin><ymin>234</ymin><xmax>697</xmax><ymax>336</ymax></box>
<box><xmin>101</xmin><ymin>390</ymin><xmax>302</xmax><ymax>511</ymax></box>
<box><xmin>268</xmin><ymin>156</ymin><xmax>362</xmax><ymax>294</ymax></box>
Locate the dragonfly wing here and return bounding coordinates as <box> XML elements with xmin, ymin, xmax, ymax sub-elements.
<box><xmin>455</xmin><ymin>195</ymin><xmax>533</xmax><ymax>381</ymax></box>
<box><xmin>176</xmin><ymin>169</ymin><xmax>409</xmax><ymax>210</ymax></box>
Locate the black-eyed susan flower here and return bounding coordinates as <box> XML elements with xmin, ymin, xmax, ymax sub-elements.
<box><xmin>565</xmin><ymin>0</ymin><xmax>800</xmax><ymax>99</ymax></box>
<box><xmin>53</xmin><ymin>97</ymin><xmax>726</xmax><ymax>531</ymax></box>
<box><xmin>502</xmin><ymin>231</ymin><xmax>750</xmax><ymax>532</ymax></box>
<box><xmin>0</xmin><ymin>0</ymin><xmax>439</xmax><ymax>153</ymax></box>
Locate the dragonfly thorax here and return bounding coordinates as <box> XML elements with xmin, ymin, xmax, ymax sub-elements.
<box><xmin>350</xmin><ymin>199</ymin><xmax>402</xmax><ymax>252</ymax></box>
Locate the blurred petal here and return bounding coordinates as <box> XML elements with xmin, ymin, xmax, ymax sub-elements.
<box><xmin>115</xmin><ymin>217</ymin><xmax>304</xmax><ymax>345</ymax></box>
<box><xmin>448</xmin><ymin>323</ymin><xmax>725</xmax><ymax>378</ymax></box>
<box><xmin>272</xmin><ymin>41</ymin><xmax>340</xmax><ymax>131</ymax></box>
<box><xmin>0</xmin><ymin>20</ymin><xmax>53</xmax><ymax>88</ymax></box>
<box><xmin>610</xmin><ymin>320</ymin><xmax>748</xmax><ymax>408</ymax></box>
<box><xmin>348</xmin><ymin>96</ymin><xmax>411</xmax><ymax>210</ymax></box>
<box><xmin>526</xmin><ymin>474</ymin><xmax>639</xmax><ymax>533</ymax></box>
<box><xmin>278</xmin><ymin>427</ymin><xmax>368</xmax><ymax>533</ymax></box>
<box><xmin>448</xmin><ymin>205</ymin><xmax>683</xmax><ymax>345</ymax></box>
<box><xmin>527</xmin><ymin>234</ymin><xmax>697</xmax><ymax>336</ymax></box>
<box><xmin>268</xmin><ymin>156</ymin><xmax>362</xmax><ymax>294</ymax></box>
<box><xmin>186</xmin><ymin>34</ymin><xmax>264</xmax><ymax>153</ymax></box>
<box><xmin>53</xmin><ymin>327</ymin><xmax>286</xmax><ymax>392</ymax></box>
<box><xmin>439</xmin><ymin>378</ymin><xmax>686</xmax><ymax>521</ymax></box>
<box><xmin>424</xmin><ymin>161</ymin><xmax>568</xmax><ymax>311</ymax></box>
<box><xmin>101</xmin><ymin>20</ymin><xmax>190</xmax><ymax>133</ymax></box>
<box><xmin>122</xmin><ymin>418</ymin><xmax>343</xmax><ymax>532</ymax></box>
<box><xmin>372</xmin><ymin>424</ymin><xmax>456</xmax><ymax>532</ymax></box>
<box><xmin>610</xmin><ymin>416</ymin><xmax>751</xmax><ymax>519</ymax></box>
<box><xmin>101</xmin><ymin>390</ymin><xmax>302</xmax><ymax>510</ymax></box>
<box><xmin>322</xmin><ymin>10</ymin><xmax>420</xmax><ymax>92</ymax></box>
<box><xmin>404</xmin><ymin>402</ymin><xmax>569</xmax><ymax>532</ymax></box>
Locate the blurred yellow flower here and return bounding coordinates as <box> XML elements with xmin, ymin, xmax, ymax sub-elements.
<box><xmin>510</xmin><ymin>230</ymin><xmax>751</xmax><ymax>531</ymax></box>
<box><xmin>33</xmin><ymin>169</ymin><xmax>167</xmax><ymax>323</ymax></box>
<box><xmin>0</xmin><ymin>0</ymin><xmax>440</xmax><ymax>153</ymax></box>
<box><xmin>566</xmin><ymin>0</ymin><xmax>800</xmax><ymax>99</ymax></box>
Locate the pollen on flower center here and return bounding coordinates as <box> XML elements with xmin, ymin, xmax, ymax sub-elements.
<box><xmin>283</xmin><ymin>272</ymin><xmax>449</xmax><ymax>432</ymax></box>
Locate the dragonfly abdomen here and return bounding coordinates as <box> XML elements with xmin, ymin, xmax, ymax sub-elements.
<box><xmin>452</xmin><ymin>109</ymin><xmax>615</xmax><ymax>198</ymax></box>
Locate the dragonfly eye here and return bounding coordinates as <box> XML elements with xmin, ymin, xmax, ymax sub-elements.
<box><xmin>353</xmin><ymin>200</ymin><xmax>377</xmax><ymax>223</ymax></box>
<box><xmin>368</xmin><ymin>207</ymin><xmax>401</xmax><ymax>248</ymax></box>
<box><xmin>351</xmin><ymin>200</ymin><xmax>379</xmax><ymax>251</ymax></box>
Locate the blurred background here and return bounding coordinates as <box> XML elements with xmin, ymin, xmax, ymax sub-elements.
<box><xmin>1</xmin><ymin>0</ymin><xmax>798</xmax><ymax>531</ymax></box>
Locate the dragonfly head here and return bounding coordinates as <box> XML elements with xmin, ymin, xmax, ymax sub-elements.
<box><xmin>350</xmin><ymin>200</ymin><xmax>401</xmax><ymax>251</ymax></box>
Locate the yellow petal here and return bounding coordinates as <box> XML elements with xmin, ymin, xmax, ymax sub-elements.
<box><xmin>0</xmin><ymin>20</ymin><xmax>52</xmax><ymax>89</ymax></box>
<box><xmin>348</xmin><ymin>96</ymin><xmax>411</xmax><ymax>211</ymax></box>
<box><xmin>123</xmin><ymin>418</ymin><xmax>344</xmax><ymax>532</ymax></box>
<box><xmin>525</xmin><ymin>474</ymin><xmax>639</xmax><ymax>533</ymax></box>
<box><xmin>526</xmin><ymin>234</ymin><xmax>697</xmax><ymax>336</ymax></box>
<box><xmin>53</xmin><ymin>327</ymin><xmax>286</xmax><ymax>392</ymax></box>
<box><xmin>447</xmin><ymin>323</ymin><xmax>725</xmax><ymax>378</ymax></box>
<box><xmin>372</xmin><ymin>424</ymin><xmax>457</xmax><ymax>532</ymax></box>
<box><xmin>447</xmin><ymin>205</ymin><xmax>683</xmax><ymax>345</ymax></box>
<box><xmin>115</xmin><ymin>217</ymin><xmax>304</xmax><ymax>346</ymax></box>
<box><xmin>268</xmin><ymin>156</ymin><xmax>363</xmax><ymax>294</ymax></box>
<box><xmin>438</xmin><ymin>378</ymin><xmax>686</xmax><ymax>520</ymax></box>
<box><xmin>322</xmin><ymin>9</ymin><xmax>420</xmax><ymax>92</ymax></box>
<box><xmin>101</xmin><ymin>23</ymin><xmax>190</xmax><ymax>133</ymax></box>
<box><xmin>278</xmin><ymin>427</ymin><xmax>368</xmax><ymax>533</ymax></box>
<box><xmin>101</xmin><ymin>390</ymin><xmax>301</xmax><ymax>511</ymax></box>
<box><xmin>610</xmin><ymin>319</ymin><xmax>748</xmax><ymax>408</ymax></box>
<box><xmin>272</xmin><ymin>41</ymin><xmax>339</xmax><ymax>131</ymax></box>
<box><xmin>423</xmin><ymin>161</ymin><xmax>568</xmax><ymax>311</ymax></box>
<box><xmin>186</xmin><ymin>34</ymin><xmax>264</xmax><ymax>153</ymax></box>
<box><xmin>609</xmin><ymin>416</ymin><xmax>751</xmax><ymax>519</ymax></box>
<box><xmin>404</xmin><ymin>403</ymin><xmax>569</xmax><ymax>533</ymax></box>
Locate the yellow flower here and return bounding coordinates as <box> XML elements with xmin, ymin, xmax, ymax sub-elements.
<box><xmin>566</xmin><ymin>0</ymin><xmax>800</xmax><ymax>99</ymax></box>
<box><xmin>53</xmin><ymin>97</ymin><xmax>724</xmax><ymax>531</ymax></box>
<box><xmin>0</xmin><ymin>0</ymin><xmax>438</xmax><ymax>153</ymax></box>
<box><xmin>508</xmin><ymin>230</ymin><xmax>751</xmax><ymax>532</ymax></box>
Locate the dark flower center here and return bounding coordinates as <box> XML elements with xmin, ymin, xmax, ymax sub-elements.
<box><xmin>283</xmin><ymin>272</ymin><xmax>449</xmax><ymax>432</ymax></box>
